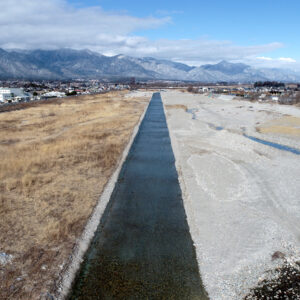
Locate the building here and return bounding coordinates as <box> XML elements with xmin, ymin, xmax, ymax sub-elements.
<box><xmin>41</xmin><ymin>91</ymin><xmax>66</xmax><ymax>99</ymax></box>
<box><xmin>198</xmin><ymin>87</ymin><xmax>209</xmax><ymax>93</ymax></box>
<box><xmin>0</xmin><ymin>88</ymin><xmax>13</xmax><ymax>102</ymax></box>
<box><xmin>0</xmin><ymin>88</ymin><xmax>32</xmax><ymax>103</ymax></box>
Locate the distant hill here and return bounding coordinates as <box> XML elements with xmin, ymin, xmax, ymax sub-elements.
<box><xmin>201</xmin><ymin>60</ymin><xmax>250</xmax><ymax>75</ymax></box>
<box><xmin>0</xmin><ymin>48</ymin><xmax>299</xmax><ymax>82</ymax></box>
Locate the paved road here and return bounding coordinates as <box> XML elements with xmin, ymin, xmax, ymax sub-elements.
<box><xmin>69</xmin><ymin>93</ymin><xmax>208</xmax><ymax>299</ymax></box>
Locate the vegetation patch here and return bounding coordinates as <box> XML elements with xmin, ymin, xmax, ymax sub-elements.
<box><xmin>245</xmin><ymin>260</ymin><xmax>300</xmax><ymax>299</ymax></box>
<box><xmin>256</xmin><ymin>116</ymin><xmax>300</xmax><ymax>136</ymax></box>
<box><xmin>165</xmin><ymin>104</ymin><xmax>188</xmax><ymax>111</ymax></box>
<box><xmin>0</xmin><ymin>91</ymin><xmax>148</xmax><ymax>299</ymax></box>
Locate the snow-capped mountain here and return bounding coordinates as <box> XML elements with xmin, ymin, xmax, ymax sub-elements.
<box><xmin>0</xmin><ymin>48</ymin><xmax>299</xmax><ymax>82</ymax></box>
<box><xmin>121</xmin><ymin>56</ymin><xmax>195</xmax><ymax>80</ymax></box>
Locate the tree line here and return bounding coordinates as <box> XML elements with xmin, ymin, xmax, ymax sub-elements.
<box><xmin>254</xmin><ymin>81</ymin><xmax>285</xmax><ymax>88</ymax></box>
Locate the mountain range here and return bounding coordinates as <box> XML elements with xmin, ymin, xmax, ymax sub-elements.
<box><xmin>0</xmin><ymin>48</ymin><xmax>299</xmax><ymax>82</ymax></box>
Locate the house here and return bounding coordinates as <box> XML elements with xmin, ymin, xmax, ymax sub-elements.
<box><xmin>0</xmin><ymin>88</ymin><xmax>32</xmax><ymax>103</ymax></box>
<box><xmin>41</xmin><ymin>91</ymin><xmax>66</xmax><ymax>99</ymax></box>
<box><xmin>198</xmin><ymin>87</ymin><xmax>209</xmax><ymax>93</ymax></box>
<box><xmin>0</xmin><ymin>88</ymin><xmax>13</xmax><ymax>103</ymax></box>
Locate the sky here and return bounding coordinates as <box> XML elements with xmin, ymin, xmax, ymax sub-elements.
<box><xmin>1</xmin><ymin>0</ymin><xmax>300</xmax><ymax>69</ymax></box>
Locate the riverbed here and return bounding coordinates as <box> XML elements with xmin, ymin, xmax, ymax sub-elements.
<box><xmin>163</xmin><ymin>90</ymin><xmax>300</xmax><ymax>299</ymax></box>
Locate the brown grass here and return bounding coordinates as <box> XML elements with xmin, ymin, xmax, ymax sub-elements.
<box><xmin>256</xmin><ymin>116</ymin><xmax>300</xmax><ymax>136</ymax></box>
<box><xmin>165</xmin><ymin>104</ymin><xmax>188</xmax><ymax>111</ymax></box>
<box><xmin>0</xmin><ymin>97</ymin><xmax>66</xmax><ymax>113</ymax></box>
<box><xmin>0</xmin><ymin>91</ymin><xmax>148</xmax><ymax>299</ymax></box>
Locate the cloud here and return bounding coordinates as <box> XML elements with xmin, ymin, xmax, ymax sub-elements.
<box><xmin>256</xmin><ymin>56</ymin><xmax>296</xmax><ymax>63</ymax></box>
<box><xmin>248</xmin><ymin>56</ymin><xmax>300</xmax><ymax>71</ymax></box>
<box><xmin>0</xmin><ymin>0</ymin><xmax>170</xmax><ymax>50</ymax></box>
<box><xmin>257</xmin><ymin>56</ymin><xmax>273</xmax><ymax>61</ymax></box>
<box><xmin>119</xmin><ymin>39</ymin><xmax>282</xmax><ymax>65</ymax></box>
<box><xmin>0</xmin><ymin>0</ymin><xmax>288</xmax><ymax>68</ymax></box>
<box><xmin>279</xmin><ymin>57</ymin><xmax>296</xmax><ymax>63</ymax></box>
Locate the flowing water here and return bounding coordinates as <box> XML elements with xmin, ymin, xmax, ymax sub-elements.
<box><xmin>243</xmin><ymin>134</ymin><xmax>300</xmax><ymax>155</ymax></box>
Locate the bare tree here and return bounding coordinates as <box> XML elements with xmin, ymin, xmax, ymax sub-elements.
<box><xmin>187</xmin><ymin>85</ymin><xmax>195</xmax><ymax>93</ymax></box>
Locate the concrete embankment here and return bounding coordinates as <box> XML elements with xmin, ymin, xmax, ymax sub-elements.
<box><xmin>68</xmin><ymin>92</ymin><xmax>208</xmax><ymax>299</ymax></box>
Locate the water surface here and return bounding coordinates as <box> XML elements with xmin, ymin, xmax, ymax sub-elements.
<box><xmin>243</xmin><ymin>134</ymin><xmax>300</xmax><ymax>155</ymax></box>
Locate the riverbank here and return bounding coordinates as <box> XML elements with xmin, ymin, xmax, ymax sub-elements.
<box><xmin>0</xmin><ymin>90</ymin><xmax>150</xmax><ymax>299</ymax></box>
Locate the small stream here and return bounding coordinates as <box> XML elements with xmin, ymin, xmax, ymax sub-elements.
<box><xmin>243</xmin><ymin>134</ymin><xmax>300</xmax><ymax>155</ymax></box>
<box><xmin>186</xmin><ymin>108</ymin><xmax>300</xmax><ymax>155</ymax></box>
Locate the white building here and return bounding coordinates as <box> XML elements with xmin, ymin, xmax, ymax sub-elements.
<box><xmin>0</xmin><ymin>88</ymin><xmax>13</xmax><ymax>102</ymax></box>
<box><xmin>0</xmin><ymin>88</ymin><xmax>32</xmax><ymax>103</ymax></box>
<box><xmin>198</xmin><ymin>87</ymin><xmax>209</xmax><ymax>93</ymax></box>
<box><xmin>41</xmin><ymin>91</ymin><xmax>66</xmax><ymax>98</ymax></box>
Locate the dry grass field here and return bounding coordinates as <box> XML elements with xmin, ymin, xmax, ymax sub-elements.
<box><xmin>256</xmin><ymin>115</ymin><xmax>300</xmax><ymax>136</ymax></box>
<box><xmin>0</xmin><ymin>91</ymin><xmax>148</xmax><ymax>299</ymax></box>
<box><xmin>165</xmin><ymin>104</ymin><xmax>188</xmax><ymax>111</ymax></box>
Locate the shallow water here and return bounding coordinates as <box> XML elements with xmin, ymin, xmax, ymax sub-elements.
<box><xmin>203</xmin><ymin>119</ymin><xmax>300</xmax><ymax>155</ymax></box>
<box><xmin>69</xmin><ymin>93</ymin><xmax>208</xmax><ymax>299</ymax></box>
<box><xmin>243</xmin><ymin>134</ymin><xmax>300</xmax><ymax>155</ymax></box>
<box><xmin>207</xmin><ymin>123</ymin><xmax>224</xmax><ymax>131</ymax></box>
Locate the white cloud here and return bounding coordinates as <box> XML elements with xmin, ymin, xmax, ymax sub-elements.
<box><xmin>279</xmin><ymin>57</ymin><xmax>296</xmax><ymax>63</ymax></box>
<box><xmin>131</xmin><ymin>40</ymin><xmax>282</xmax><ymax>65</ymax></box>
<box><xmin>246</xmin><ymin>56</ymin><xmax>300</xmax><ymax>71</ymax></box>
<box><xmin>0</xmin><ymin>0</ymin><xmax>290</xmax><ymax>68</ymax></box>
<box><xmin>0</xmin><ymin>0</ymin><xmax>170</xmax><ymax>50</ymax></box>
<box><xmin>256</xmin><ymin>56</ymin><xmax>273</xmax><ymax>61</ymax></box>
<box><xmin>256</xmin><ymin>56</ymin><xmax>297</xmax><ymax>63</ymax></box>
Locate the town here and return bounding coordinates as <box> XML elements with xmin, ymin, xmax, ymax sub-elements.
<box><xmin>0</xmin><ymin>79</ymin><xmax>130</xmax><ymax>104</ymax></box>
<box><xmin>186</xmin><ymin>81</ymin><xmax>300</xmax><ymax>105</ymax></box>
<box><xmin>1</xmin><ymin>79</ymin><xmax>299</xmax><ymax>106</ymax></box>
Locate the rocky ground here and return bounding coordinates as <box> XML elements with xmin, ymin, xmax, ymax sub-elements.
<box><xmin>163</xmin><ymin>90</ymin><xmax>300</xmax><ymax>299</ymax></box>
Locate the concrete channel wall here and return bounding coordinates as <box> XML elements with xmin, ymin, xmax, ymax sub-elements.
<box><xmin>67</xmin><ymin>93</ymin><xmax>208</xmax><ymax>299</ymax></box>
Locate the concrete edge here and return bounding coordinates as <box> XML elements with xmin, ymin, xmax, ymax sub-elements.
<box><xmin>54</xmin><ymin>96</ymin><xmax>151</xmax><ymax>300</ymax></box>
